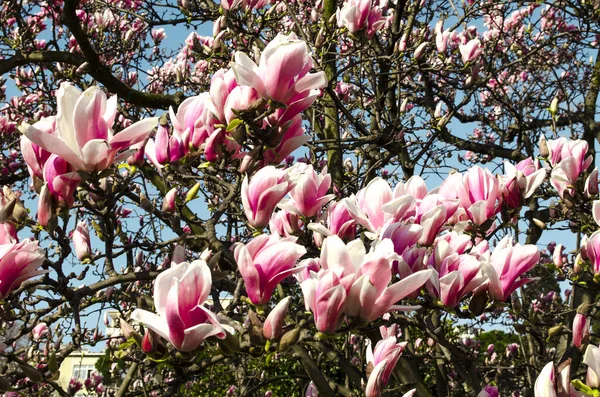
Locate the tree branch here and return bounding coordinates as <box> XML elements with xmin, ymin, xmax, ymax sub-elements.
<box><xmin>61</xmin><ymin>0</ymin><xmax>184</xmax><ymax>109</ymax></box>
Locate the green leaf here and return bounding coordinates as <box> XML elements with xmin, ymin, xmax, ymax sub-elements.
<box><xmin>226</xmin><ymin>118</ymin><xmax>243</xmax><ymax>132</ymax></box>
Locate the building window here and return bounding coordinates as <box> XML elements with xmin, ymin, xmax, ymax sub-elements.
<box><xmin>72</xmin><ymin>364</ymin><xmax>95</xmax><ymax>381</ymax></box>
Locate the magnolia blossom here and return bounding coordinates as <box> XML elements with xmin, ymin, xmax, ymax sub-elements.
<box><xmin>584</xmin><ymin>344</ymin><xmax>600</xmax><ymax>388</ymax></box>
<box><xmin>73</xmin><ymin>221</ymin><xmax>92</xmax><ymax>261</ymax></box>
<box><xmin>436</xmin><ymin>29</ymin><xmax>452</xmax><ymax>53</ymax></box>
<box><xmin>234</xmin><ymin>234</ymin><xmax>306</xmax><ymax>305</ymax></box>
<box><xmin>232</xmin><ymin>33</ymin><xmax>327</xmax><ymax>105</ymax></box>
<box><xmin>279</xmin><ymin>164</ymin><xmax>335</xmax><ymax>218</ymax></box>
<box><xmin>477</xmin><ymin>385</ymin><xmax>499</xmax><ymax>397</ymax></box>
<box><xmin>20</xmin><ymin>122</ymin><xmax>52</xmax><ymax>182</ymax></box>
<box><xmin>263</xmin><ymin>297</ymin><xmax>290</xmax><ymax>340</ymax></box>
<box><xmin>336</xmin><ymin>0</ymin><xmax>386</xmax><ymax>37</ymax></box>
<box><xmin>344</xmin><ymin>177</ymin><xmax>413</xmax><ymax>233</ymax></box>
<box><xmin>573</xmin><ymin>313</ymin><xmax>590</xmax><ymax>348</ymax></box>
<box><xmin>428</xmin><ymin>239</ymin><xmax>486</xmax><ymax>307</ymax></box>
<box><xmin>169</xmin><ymin>93</ymin><xmax>214</xmax><ymax>151</ymax></box>
<box><xmin>269</xmin><ymin>210</ymin><xmax>301</xmax><ymax>237</ymax></box>
<box><xmin>501</xmin><ymin>159</ymin><xmax>546</xmax><ymax>209</ymax></box>
<box><xmin>326</xmin><ymin>200</ymin><xmax>356</xmax><ymax>240</ymax></box>
<box><xmin>300</xmin><ymin>269</ymin><xmax>347</xmax><ymax>333</ymax></box>
<box><xmin>547</xmin><ymin>138</ymin><xmax>592</xmax><ymax>198</ymax></box>
<box><xmin>0</xmin><ymin>239</ymin><xmax>46</xmax><ymax>299</ymax></box>
<box><xmin>162</xmin><ymin>188</ymin><xmax>178</xmax><ymax>214</ymax></box>
<box><xmin>459</xmin><ymin>38</ymin><xmax>482</xmax><ymax>64</ymax></box>
<box><xmin>545</xmin><ymin>137</ymin><xmax>592</xmax><ymax>168</ymax></box>
<box><xmin>21</xmin><ymin>83</ymin><xmax>158</xmax><ymax>172</ymax></box>
<box><xmin>43</xmin><ymin>154</ymin><xmax>81</xmax><ymax>207</ymax></box>
<box><xmin>534</xmin><ymin>362</ymin><xmax>557</xmax><ymax>397</ymax></box>
<box><xmin>32</xmin><ymin>323</ymin><xmax>49</xmax><ymax>341</ymax></box>
<box><xmin>585</xmin><ymin>230</ymin><xmax>600</xmax><ymax>275</ymax></box>
<box><xmin>585</xmin><ymin>168</ymin><xmax>599</xmax><ymax>197</ymax></box>
<box><xmin>443</xmin><ymin>166</ymin><xmax>500</xmax><ymax>226</ymax></box>
<box><xmin>550</xmin><ymin>157</ymin><xmax>581</xmax><ymax>199</ymax></box>
<box><xmin>152</xmin><ymin>124</ymin><xmax>185</xmax><ymax>164</ymax></box>
<box><xmin>301</xmin><ymin>236</ymin><xmax>433</xmax><ymax>332</ymax></box>
<box><xmin>242</xmin><ymin>166</ymin><xmax>295</xmax><ymax>228</ymax></box>
<box><xmin>131</xmin><ymin>260</ymin><xmax>226</xmax><ymax>352</ymax></box>
<box><xmin>483</xmin><ymin>236</ymin><xmax>540</xmax><ymax>301</ymax></box>
<box><xmin>365</xmin><ymin>326</ymin><xmax>407</xmax><ymax>397</ymax></box>
<box><xmin>593</xmin><ymin>201</ymin><xmax>600</xmax><ymax>227</ymax></box>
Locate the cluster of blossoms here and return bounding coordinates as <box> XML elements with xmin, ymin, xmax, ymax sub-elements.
<box><xmin>535</xmin><ymin>343</ymin><xmax>600</xmax><ymax>396</ymax></box>
<box><xmin>1</xmin><ymin>6</ymin><xmax>598</xmax><ymax>391</ymax></box>
<box><xmin>13</xmin><ymin>68</ymin><xmax>595</xmax><ymax>394</ymax></box>
<box><xmin>141</xmin><ymin>32</ymin><xmax>326</xmax><ymax>171</ymax></box>
<box><xmin>20</xmin><ymin>83</ymin><xmax>159</xmax><ymax>222</ymax></box>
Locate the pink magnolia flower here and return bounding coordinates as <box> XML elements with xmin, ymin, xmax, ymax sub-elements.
<box><xmin>0</xmin><ymin>239</ymin><xmax>46</xmax><ymax>299</ymax></box>
<box><xmin>550</xmin><ymin>157</ymin><xmax>582</xmax><ymax>199</ymax></box>
<box><xmin>162</xmin><ymin>188</ymin><xmax>178</xmax><ymax>214</ymax></box>
<box><xmin>43</xmin><ymin>154</ymin><xmax>81</xmax><ymax>207</ymax></box>
<box><xmin>459</xmin><ymin>38</ymin><xmax>482</xmax><ymax>64</ymax></box>
<box><xmin>585</xmin><ymin>168</ymin><xmax>599</xmax><ymax>198</ymax></box>
<box><xmin>261</xmin><ymin>116</ymin><xmax>309</xmax><ymax>165</ymax></box>
<box><xmin>436</xmin><ymin>29</ymin><xmax>452</xmax><ymax>53</ymax></box>
<box><xmin>269</xmin><ymin>210</ymin><xmax>301</xmax><ymax>237</ymax></box>
<box><xmin>414</xmin><ymin>194</ymin><xmax>459</xmax><ymax>245</ymax></box>
<box><xmin>451</xmin><ymin>166</ymin><xmax>501</xmax><ymax>225</ymax></box>
<box><xmin>344</xmin><ymin>177</ymin><xmax>407</xmax><ymax>233</ymax></box>
<box><xmin>552</xmin><ymin>244</ymin><xmax>564</xmax><ymax>268</ymax></box>
<box><xmin>365</xmin><ymin>328</ymin><xmax>408</xmax><ymax>397</ymax></box>
<box><xmin>428</xmin><ymin>241</ymin><xmax>485</xmax><ymax>307</ymax></box>
<box><xmin>584</xmin><ymin>344</ymin><xmax>600</xmax><ymax>388</ymax></box>
<box><xmin>305</xmin><ymin>382</ymin><xmax>318</xmax><ymax>397</ymax></box>
<box><xmin>150</xmin><ymin>28</ymin><xmax>166</xmax><ymax>42</ymax></box>
<box><xmin>336</xmin><ymin>0</ymin><xmax>371</xmax><ymax>33</ymax></box>
<box><xmin>336</xmin><ymin>0</ymin><xmax>386</xmax><ymax>37</ymax></box>
<box><xmin>32</xmin><ymin>323</ymin><xmax>49</xmax><ymax>341</ymax></box>
<box><xmin>506</xmin><ymin>343</ymin><xmax>519</xmax><ymax>358</ymax></box>
<box><xmin>73</xmin><ymin>221</ymin><xmax>92</xmax><ymax>261</ymax></box>
<box><xmin>573</xmin><ymin>313</ymin><xmax>590</xmax><ymax>348</ymax></box>
<box><xmin>152</xmin><ymin>125</ymin><xmax>185</xmax><ymax>164</ymax></box>
<box><xmin>534</xmin><ymin>362</ymin><xmax>557</xmax><ymax>397</ymax></box>
<box><xmin>342</xmin><ymin>239</ymin><xmax>432</xmax><ymax>322</ymax></box>
<box><xmin>279</xmin><ymin>164</ymin><xmax>335</xmax><ymax>218</ymax></box>
<box><xmin>585</xmin><ymin>230</ymin><xmax>600</xmax><ymax>275</ymax></box>
<box><xmin>483</xmin><ymin>236</ymin><xmax>540</xmax><ymax>301</ymax></box>
<box><xmin>546</xmin><ymin>137</ymin><xmax>592</xmax><ymax>170</ymax></box>
<box><xmin>223</xmin><ymin>85</ymin><xmax>259</xmax><ymax>125</ymax></box>
<box><xmin>380</xmin><ymin>222</ymin><xmax>422</xmax><ymax>256</ymax></box>
<box><xmin>413</xmin><ymin>42</ymin><xmax>428</xmax><ymax>60</ymax></box>
<box><xmin>20</xmin><ymin>119</ymin><xmax>53</xmax><ymax>182</ymax></box>
<box><xmin>234</xmin><ymin>234</ymin><xmax>306</xmax><ymax>305</ymax></box>
<box><xmin>478</xmin><ymin>385</ymin><xmax>499</xmax><ymax>397</ymax></box>
<box><xmin>21</xmin><ymin>83</ymin><xmax>158</xmax><ymax>172</ymax></box>
<box><xmin>326</xmin><ymin>200</ymin><xmax>356</xmax><ymax>240</ymax></box>
<box><xmin>0</xmin><ymin>223</ymin><xmax>17</xmax><ymax>245</ymax></box>
<box><xmin>169</xmin><ymin>93</ymin><xmax>214</xmax><ymax>151</ymax></box>
<box><xmin>501</xmin><ymin>159</ymin><xmax>546</xmax><ymax>209</ymax></box>
<box><xmin>301</xmin><ymin>236</ymin><xmax>433</xmax><ymax>331</ymax></box>
<box><xmin>131</xmin><ymin>259</ymin><xmax>226</xmax><ymax>352</ymax></box>
<box><xmin>263</xmin><ymin>296</ymin><xmax>290</xmax><ymax>340</ymax></box>
<box><xmin>300</xmin><ymin>269</ymin><xmax>348</xmax><ymax>333</ymax></box>
<box><xmin>232</xmin><ymin>33</ymin><xmax>327</xmax><ymax>105</ymax></box>
<box><xmin>208</xmin><ymin>68</ymin><xmax>239</xmax><ymax>123</ymax></box>
<box><xmin>593</xmin><ymin>201</ymin><xmax>600</xmax><ymax>226</ymax></box>
<box><xmin>242</xmin><ymin>166</ymin><xmax>295</xmax><ymax>228</ymax></box>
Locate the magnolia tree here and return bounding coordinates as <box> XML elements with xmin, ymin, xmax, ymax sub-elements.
<box><xmin>1</xmin><ymin>0</ymin><xmax>600</xmax><ymax>396</ymax></box>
